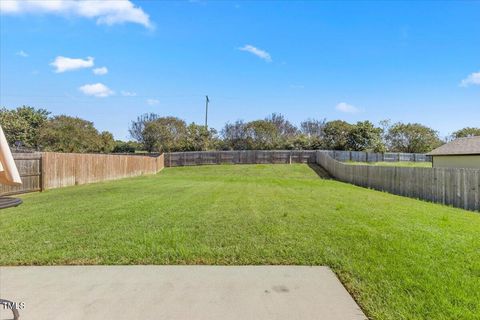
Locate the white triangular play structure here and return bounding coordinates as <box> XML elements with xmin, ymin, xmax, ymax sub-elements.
<box><xmin>0</xmin><ymin>125</ymin><xmax>22</xmax><ymax>186</ymax></box>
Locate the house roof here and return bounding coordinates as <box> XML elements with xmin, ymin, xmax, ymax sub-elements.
<box><xmin>427</xmin><ymin>136</ymin><xmax>480</xmax><ymax>156</ymax></box>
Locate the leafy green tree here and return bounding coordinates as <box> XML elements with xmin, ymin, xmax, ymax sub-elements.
<box><xmin>142</xmin><ymin>117</ymin><xmax>188</xmax><ymax>152</ymax></box>
<box><xmin>284</xmin><ymin>134</ymin><xmax>312</xmax><ymax>150</ymax></box>
<box><xmin>386</xmin><ymin>122</ymin><xmax>442</xmax><ymax>153</ymax></box>
<box><xmin>0</xmin><ymin>109</ymin><xmax>29</xmax><ymax>145</ymax></box>
<box><xmin>246</xmin><ymin>120</ymin><xmax>280</xmax><ymax>150</ymax></box>
<box><xmin>347</xmin><ymin>121</ymin><xmax>385</xmax><ymax>152</ymax></box>
<box><xmin>99</xmin><ymin>131</ymin><xmax>115</xmax><ymax>153</ymax></box>
<box><xmin>451</xmin><ymin>127</ymin><xmax>480</xmax><ymax>139</ymax></box>
<box><xmin>112</xmin><ymin>140</ymin><xmax>142</xmax><ymax>153</ymax></box>
<box><xmin>185</xmin><ymin>123</ymin><xmax>217</xmax><ymax>151</ymax></box>
<box><xmin>323</xmin><ymin>120</ymin><xmax>353</xmax><ymax>150</ymax></box>
<box><xmin>221</xmin><ymin>120</ymin><xmax>251</xmax><ymax>150</ymax></box>
<box><xmin>0</xmin><ymin>106</ymin><xmax>50</xmax><ymax>148</ymax></box>
<box><xmin>38</xmin><ymin>115</ymin><xmax>113</xmax><ymax>153</ymax></box>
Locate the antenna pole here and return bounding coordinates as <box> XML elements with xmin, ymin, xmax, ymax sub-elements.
<box><xmin>205</xmin><ymin>95</ymin><xmax>209</xmax><ymax>128</ymax></box>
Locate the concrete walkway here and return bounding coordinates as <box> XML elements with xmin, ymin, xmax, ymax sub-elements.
<box><xmin>0</xmin><ymin>266</ymin><xmax>366</xmax><ymax>320</ymax></box>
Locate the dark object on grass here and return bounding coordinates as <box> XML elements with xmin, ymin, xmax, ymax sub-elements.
<box><xmin>0</xmin><ymin>197</ymin><xmax>22</xmax><ymax>209</ymax></box>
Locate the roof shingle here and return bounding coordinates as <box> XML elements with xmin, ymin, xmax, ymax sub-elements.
<box><xmin>427</xmin><ymin>136</ymin><xmax>480</xmax><ymax>156</ymax></box>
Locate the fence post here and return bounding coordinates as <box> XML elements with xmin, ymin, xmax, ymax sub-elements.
<box><xmin>40</xmin><ymin>152</ymin><xmax>45</xmax><ymax>191</ymax></box>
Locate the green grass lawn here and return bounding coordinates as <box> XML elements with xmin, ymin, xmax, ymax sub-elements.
<box><xmin>345</xmin><ymin>161</ymin><xmax>432</xmax><ymax>167</ymax></box>
<box><xmin>1</xmin><ymin>164</ymin><xmax>479</xmax><ymax>320</ymax></box>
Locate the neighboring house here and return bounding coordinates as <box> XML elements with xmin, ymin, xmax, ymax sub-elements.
<box><xmin>427</xmin><ymin>136</ymin><xmax>480</xmax><ymax>169</ymax></box>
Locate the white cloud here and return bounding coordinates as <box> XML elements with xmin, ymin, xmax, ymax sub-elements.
<box><xmin>460</xmin><ymin>71</ymin><xmax>480</xmax><ymax>87</ymax></box>
<box><xmin>121</xmin><ymin>91</ymin><xmax>137</xmax><ymax>96</ymax></box>
<box><xmin>51</xmin><ymin>56</ymin><xmax>94</xmax><ymax>73</ymax></box>
<box><xmin>79</xmin><ymin>83</ymin><xmax>114</xmax><ymax>97</ymax></box>
<box><xmin>0</xmin><ymin>1</ymin><xmax>18</xmax><ymax>12</ymax></box>
<box><xmin>0</xmin><ymin>0</ymin><xmax>152</xmax><ymax>29</ymax></box>
<box><xmin>239</xmin><ymin>44</ymin><xmax>272</xmax><ymax>62</ymax></box>
<box><xmin>335</xmin><ymin>102</ymin><xmax>360</xmax><ymax>114</ymax></box>
<box><xmin>146</xmin><ymin>98</ymin><xmax>159</xmax><ymax>105</ymax></box>
<box><xmin>16</xmin><ymin>50</ymin><xmax>28</xmax><ymax>57</ymax></box>
<box><xmin>93</xmin><ymin>66</ymin><xmax>108</xmax><ymax>75</ymax></box>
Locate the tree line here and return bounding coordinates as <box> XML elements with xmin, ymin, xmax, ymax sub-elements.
<box><xmin>1</xmin><ymin>106</ymin><xmax>479</xmax><ymax>154</ymax></box>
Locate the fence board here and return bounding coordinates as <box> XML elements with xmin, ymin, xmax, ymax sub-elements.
<box><xmin>41</xmin><ymin>152</ymin><xmax>164</xmax><ymax>190</ymax></box>
<box><xmin>0</xmin><ymin>153</ymin><xmax>42</xmax><ymax>195</ymax></box>
<box><xmin>164</xmin><ymin>150</ymin><xmax>317</xmax><ymax>167</ymax></box>
<box><xmin>164</xmin><ymin>150</ymin><xmax>428</xmax><ymax>167</ymax></box>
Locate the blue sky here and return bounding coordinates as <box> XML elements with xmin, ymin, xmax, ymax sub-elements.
<box><xmin>1</xmin><ymin>0</ymin><xmax>479</xmax><ymax>140</ymax></box>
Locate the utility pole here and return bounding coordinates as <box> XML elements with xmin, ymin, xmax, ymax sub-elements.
<box><xmin>205</xmin><ymin>95</ymin><xmax>209</xmax><ymax>128</ymax></box>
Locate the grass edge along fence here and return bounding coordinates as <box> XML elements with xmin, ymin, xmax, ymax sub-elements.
<box><xmin>4</xmin><ymin>149</ymin><xmax>477</xmax><ymax>213</ymax></box>
<box><xmin>0</xmin><ymin>152</ymin><xmax>164</xmax><ymax>195</ymax></box>
<box><xmin>316</xmin><ymin>151</ymin><xmax>479</xmax><ymax>212</ymax></box>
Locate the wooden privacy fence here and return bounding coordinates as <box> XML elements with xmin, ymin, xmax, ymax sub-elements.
<box><xmin>165</xmin><ymin>150</ymin><xmax>430</xmax><ymax>167</ymax></box>
<box><xmin>0</xmin><ymin>152</ymin><xmax>164</xmax><ymax>195</ymax></box>
<box><xmin>165</xmin><ymin>150</ymin><xmax>317</xmax><ymax>167</ymax></box>
<box><xmin>329</xmin><ymin>150</ymin><xmax>431</xmax><ymax>162</ymax></box>
<box><xmin>316</xmin><ymin>151</ymin><xmax>480</xmax><ymax>212</ymax></box>
<box><xmin>0</xmin><ymin>153</ymin><xmax>42</xmax><ymax>195</ymax></box>
<box><xmin>42</xmin><ymin>152</ymin><xmax>164</xmax><ymax>189</ymax></box>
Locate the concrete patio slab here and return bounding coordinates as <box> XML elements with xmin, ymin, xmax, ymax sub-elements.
<box><xmin>0</xmin><ymin>266</ymin><xmax>366</xmax><ymax>320</ymax></box>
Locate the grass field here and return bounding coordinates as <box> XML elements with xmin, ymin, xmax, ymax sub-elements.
<box><xmin>345</xmin><ymin>161</ymin><xmax>432</xmax><ymax>167</ymax></box>
<box><xmin>1</xmin><ymin>164</ymin><xmax>479</xmax><ymax>320</ymax></box>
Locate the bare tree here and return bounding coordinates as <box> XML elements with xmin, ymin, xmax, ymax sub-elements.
<box><xmin>129</xmin><ymin>113</ymin><xmax>160</xmax><ymax>144</ymax></box>
<box><xmin>300</xmin><ymin>118</ymin><xmax>326</xmax><ymax>138</ymax></box>
<box><xmin>265</xmin><ymin>113</ymin><xmax>298</xmax><ymax>138</ymax></box>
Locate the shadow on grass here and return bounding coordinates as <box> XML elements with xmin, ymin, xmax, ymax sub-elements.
<box><xmin>307</xmin><ymin>163</ymin><xmax>332</xmax><ymax>179</ymax></box>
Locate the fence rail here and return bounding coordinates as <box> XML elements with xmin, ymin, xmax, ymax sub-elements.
<box><xmin>316</xmin><ymin>151</ymin><xmax>479</xmax><ymax>212</ymax></box>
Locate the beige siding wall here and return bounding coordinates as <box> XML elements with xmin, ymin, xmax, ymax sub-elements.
<box><xmin>432</xmin><ymin>155</ymin><xmax>480</xmax><ymax>169</ymax></box>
